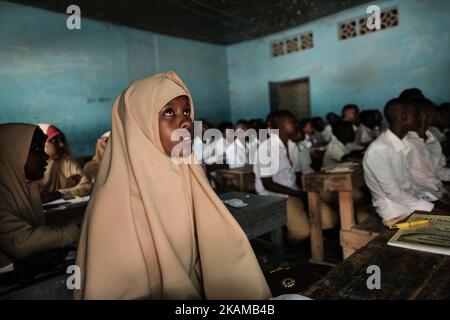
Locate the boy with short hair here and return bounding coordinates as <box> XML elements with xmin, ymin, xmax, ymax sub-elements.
<box><xmin>322</xmin><ymin>121</ymin><xmax>364</xmax><ymax>168</ymax></box>
<box><xmin>253</xmin><ymin>110</ymin><xmax>337</xmax><ymax>243</ymax></box>
<box><xmin>363</xmin><ymin>98</ymin><xmax>435</xmax><ymax>226</ymax></box>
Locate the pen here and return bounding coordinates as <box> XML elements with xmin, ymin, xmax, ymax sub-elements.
<box><xmin>390</xmin><ymin>219</ymin><xmax>429</xmax><ymax>230</ymax></box>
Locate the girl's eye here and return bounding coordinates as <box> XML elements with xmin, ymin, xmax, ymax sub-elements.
<box><xmin>184</xmin><ymin>108</ymin><xmax>191</xmax><ymax>116</ymax></box>
<box><xmin>164</xmin><ymin>109</ymin><xmax>174</xmax><ymax>116</ymax></box>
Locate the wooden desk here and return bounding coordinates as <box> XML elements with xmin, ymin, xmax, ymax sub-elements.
<box><xmin>303</xmin><ymin>208</ymin><xmax>450</xmax><ymax>300</ymax></box>
<box><xmin>301</xmin><ymin>166</ymin><xmax>365</xmax><ymax>265</ymax></box>
<box><xmin>219</xmin><ymin>192</ymin><xmax>287</xmax><ymax>265</ymax></box>
<box><xmin>213</xmin><ymin>167</ymin><xmax>255</xmax><ymax>193</ymax></box>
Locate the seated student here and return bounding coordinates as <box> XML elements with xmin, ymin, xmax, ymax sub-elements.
<box><xmin>225</xmin><ymin>120</ymin><xmax>257</xmax><ymax>169</ymax></box>
<box><xmin>290</xmin><ymin>124</ymin><xmax>315</xmax><ymax>175</ymax></box>
<box><xmin>363</xmin><ymin>98</ymin><xmax>435</xmax><ymax>227</ymax></box>
<box><xmin>82</xmin><ymin>131</ymin><xmax>110</xmax><ymax>184</ymax></box>
<box><xmin>323</xmin><ymin>121</ymin><xmax>364</xmax><ymax>168</ymax></box>
<box><xmin>404</xmin><ymin>98</ymin><xmax>446</xmax><ymax>199</ymax></box>
<box><xmin>311</xmin><ymin>117</ymin><xmax>327</xmax><ymax>146</ymax></box>
<box><xmin>299</xmin><ymin>118</ymin><xmax>316</xmax><ymax>150</ymax></box>
<box><xmin>323</xmin><ymin>112</ymin><xmax>339</xmax><ymax>143</ymax></box>
<box><xmin>37</xmin><ymin>124</ymin><xmax>92</xmax><ymax>202</ymax></box>
<box><xmin>74</xmin><ymin>72</ymin><xmax>271</xmax><ymax>300</ymax></box>
<box><xmin>355</xmin><ymin>110</ymin><xmax>378</xmax><ymax>146</ymax></box>
<box><xmin>372</xmin><ymin>109</ymin><xmax>386</xmax><ymax>136</ymax></box>
<box><xmin>425</xmin><ymin>104</ymin><xmax>450</xmax><ymax>183</ymax></box>
<box><xmin>0</xmin><ymin>124</ymin><xmax>79</xmax><ymax>263</ymax></box>
<box><xmin>341</xmin><ymin>104</ymin><xmax>360</xmax><ymax>132</ymax></box>
<box><xmin>253</xmin><ymin>111</ymin><xmax>337</xmax><ymax>243</ymax></box>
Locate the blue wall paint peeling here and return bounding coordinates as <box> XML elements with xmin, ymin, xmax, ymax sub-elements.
<box><xmin>0</xmin><ymin>1</ymin><xmax>229</xmax><ymax>155</ymax></box>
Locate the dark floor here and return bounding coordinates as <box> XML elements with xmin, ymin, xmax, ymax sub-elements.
<box><xmin>251</xmin><ymin>227</ymin><xmax>342</xmax><ymax>296</ymax></box>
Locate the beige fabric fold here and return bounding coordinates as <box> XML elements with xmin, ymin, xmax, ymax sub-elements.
<box><xmin>75</xmin><ymin>71</ymin><xmax>271</xmax><ymax>300</ymax></box>
<box><xmin>0</xmin><ymin>124</ymin><xmax>79</xmax><ymax>261</ymax></box>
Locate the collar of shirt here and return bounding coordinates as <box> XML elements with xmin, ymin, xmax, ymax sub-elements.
<box><xmin>405</xmin><ymin>131</ymin><xmax>424</xmax><ymax>142</ymax></box>
<box><xmin>384</xmin><ymin>129</ymin><xmax>407</xmax><ymax>152</ymax></box>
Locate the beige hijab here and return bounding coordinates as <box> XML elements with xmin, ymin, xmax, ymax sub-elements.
<box><xmin>83</xmin><ymin>131</ymin><xmax>110</xmax><ymax>183</ymax></box>
<box><xmin>75</xmin><ymin>71</ymin><xmax>271</xmax><ymax>300</ymax></box>
<box><xmin>0</xmin><ymin>124</ymin><xmax>44</xmax><ymax>227</ymax></box>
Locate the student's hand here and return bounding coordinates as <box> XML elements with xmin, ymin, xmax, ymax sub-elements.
<box><xmin>41</xmin><ymin>190</ymin><xmax>63</xmax><ymax>203</ymax></box>
<box><xmin>66</xmin><ymin>174</ymin><xmax>82</xmax><ymax>188</ymax></box>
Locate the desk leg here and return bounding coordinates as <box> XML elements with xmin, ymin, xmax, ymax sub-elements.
<box><xmin>270</xmin><ymin>227</ymin><xmax>284</xmax><ymax>266</ymax></box>
<box><xmin>339</xmin><ymin>191</ymin><xmax>356</xmax><ymax>259</ymax></box>
<box><xmin>308</xmin><ymin>191</ymin><xmax>324</xmax><ymax>264</ymax></box>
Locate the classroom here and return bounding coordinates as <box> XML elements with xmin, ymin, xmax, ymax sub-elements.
<box><xmin>0</xmin><ymin>0</ymin><xmax>449</xmax><ymax>304</ymax></box>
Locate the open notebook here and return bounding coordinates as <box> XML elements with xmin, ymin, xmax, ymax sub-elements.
<box><xmin>388</xmin><ymin>213</ymin><xmax>450</xmax><ymax>256</ymax></box>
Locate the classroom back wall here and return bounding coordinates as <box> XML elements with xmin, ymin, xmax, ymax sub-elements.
<box><xmin>1</xmin><ymin>0</ymin><xmax>449</xmax><ymax>155</ymax></box>
<box><xmin>226</xmin><ymin>0</ymin><xmax>450</xmax><ymax>122</ymax></box>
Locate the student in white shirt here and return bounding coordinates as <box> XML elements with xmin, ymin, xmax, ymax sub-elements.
<box><xmin>299</xmin><ymin>119</ymin><xmax>316</xmax><ymax>150</ymax></box>
<box><xmin>363</xmin><ymin>98</ymin><xmax>435</xmax><ymax>227</ymax></box>
<box><xmin>253</xmin><ymin>111</ymin><xmax>337</xmax><ymax>242</ymax></box>
<box><xmin>323</xmin><ymin>121</ymin><xmax>364</xmax><ymax>168</ymax></box>
<box><xmin>323</xmin><ymin>113</ymin><xmax>339</xmax><ymax>143</ymax></box>
<box><xmin>342</xmin><ymin>104</ymin><xmax>360</xmax><ymax>133</ymax></box>
<box><xmin>404</xmin><ymin>98</ymin><xmax>447</xmax><ymax>198</ymax></box>
<box><xmin>355</xmin><ymin>111</ymin><xmax>378</xmax><ymax>146</ymax></box>
<box><xmin>311</xmin><ymin>117</ymin><xmax>327</xmax><ymax>146</ymax></box>
<box><xmin>225</xmin><ymin>120</ymin><xmax>257</xmax><ymax>169</ymax></box>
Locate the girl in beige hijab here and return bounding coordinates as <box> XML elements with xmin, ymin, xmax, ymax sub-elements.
<box><xmin>75</xmin><ymin>71</ymin><xmax>271</xmax><ymax>300</ymax></box>
<box><xmin>37</xmin><ymin>124</ymin><xmax>92</xmax><ymax>202</ymax></box>
<box><xmin>0</xmin><ymin>124</ymin><xmax>79</xmax><ymax>262</ymax></box>
<box><xmin>82</xmin><ymin>131</ymin><xmax>110</xmax><ymax>184</ymax></box>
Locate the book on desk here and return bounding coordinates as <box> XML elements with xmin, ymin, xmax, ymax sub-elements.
<box><xmin>388</xmin><ymin>213</ymin><xmax>450</xmax><ymax>256</ymax></box>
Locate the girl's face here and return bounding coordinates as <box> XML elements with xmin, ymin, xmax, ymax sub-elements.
<box><xmin>45</xmin><ymin>135</ymin><xmax>65</xmax><ymax>160</ymax></box>
<box><xmin>159</xmin><ymin>95</ymin><xmax>192</xmax><ymax>157</ymax></box>
<box><xmin>25</xmin><ymin>128</ymin><xmax>49</xmax><ymax>181</ymax></box>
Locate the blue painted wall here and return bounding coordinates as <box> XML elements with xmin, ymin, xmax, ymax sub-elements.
<box><xmin>226</xmin><ymin>0</ymin><xmax>450</xmax><ymax>122</ymax></box>
<box><xmin>0</xmin><ymin>1</ymin><xmax>229</xmax><ymax>156</ymax></box>
<box><xmin>2</xmin><ymin>0</ymin><xmax>449</xmax><ymax>154</ymax></box>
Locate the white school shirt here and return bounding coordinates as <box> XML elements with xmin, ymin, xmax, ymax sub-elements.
<box><xmin>253</xmin><ymin>134</ymin><xmax>299</xmax><ymax>195</ymax></box>
<box><xmin>225</xmin><ymin>138</ymin><xmax>258</xmax><ymax>169</ymax></box>
<box><xmin>363</xmin><ymin>130</ymin><xmax>434</xmax><ymax>223</ymax></box>
<box><xmin>404</xmin><ymin>131</ymin><xmax>444</xmax><ymax>198</ymax></box>
<box><xmin>425</xmin><ymin>130</ymin><xmax>450</xmax><ymax>182</ymax></box>
<box><xmin>322</xmin><ymin>125</ymin><xmax>335</xmax><ymax>143</ymax></box>
<box><xmin>203</xmin><ymin>135</ymin><xmax>227</xmax><ymax>165</ymax></box>
<box><xmin>300</xmin><ymin>134</ymin><xmax>313</xmax><ymax>150</ymax></box>
<box><xmin>428</xmin><ymin>126</ymin><xmax>447</xmax><ymax>143</ymax></box>
<box><xmin>322</xmin><ymin>138</ymin><xmax>349</xmax><ymax>168</ymax></box>
<box><xmin>355</xmin><ymin>124</ymin><xmax>376</xmax><ymax>145</ymax></box>
<box><xmin>289</xmin><ymin>140</ymin><xmax>314</xmax><ymax>174</ymax></box>
<box><xmin>321</xmin><ymin>138</ymin><xmax>363</xmax><ymax>168</ymax></box>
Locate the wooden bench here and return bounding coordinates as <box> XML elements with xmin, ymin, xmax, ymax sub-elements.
<box><xmin>340</xmin><ymin>215</ymin><xmax>384</xmax><ymax>255</ymax></box>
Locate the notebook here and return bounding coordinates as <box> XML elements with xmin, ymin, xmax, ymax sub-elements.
<box><xmin>388</xmin><ymin>213</ymin><xmax>450</xmax><ymax>256</ymax></box>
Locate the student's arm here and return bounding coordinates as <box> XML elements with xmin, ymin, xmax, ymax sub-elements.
<box><xmin>58</xmin><ymin>157</ymin><xmax>92</xmax><ymax>199</ymax></box>
<box><xmin>0</xmin><ymin>208</ymin><xmax>79</xmax><ymax>261</ymax></box>
<box><xmin>261</xmin><ymin>177</ymin><xmax>302</xmax><ymax>197</ymax></box>
<box><xmin>364</xmin><ymin>149</ymin><xmax>434</xmax><ymax>214</ymax></box>
<box><xmin>408</xmin><ymin>140</ymin><xmax>443</xmax><ymax>193</ymax></box>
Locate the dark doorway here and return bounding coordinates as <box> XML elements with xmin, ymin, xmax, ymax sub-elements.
<box><xmin>269</xmin><ymin>78</ymin><xmax>311</xmax><ymax>120</ymax></box>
